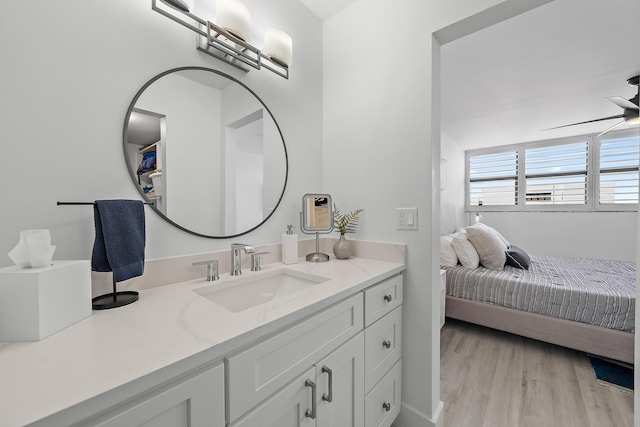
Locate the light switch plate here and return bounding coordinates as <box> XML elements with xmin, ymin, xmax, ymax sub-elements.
<box><xmin>396</xmin><ymin>207</ymin><xmax>418</xmax><ymax>230</ymax></box>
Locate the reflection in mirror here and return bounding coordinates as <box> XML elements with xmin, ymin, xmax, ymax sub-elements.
<box><xmin>300</xmin><ymin>194</ymin><xmax>333</xmax><ymax>262</ymax></box>
<box><xmin>123</xmin><ymin>67</ymin><xmax>288</xmax><ymax>238</ymax></box>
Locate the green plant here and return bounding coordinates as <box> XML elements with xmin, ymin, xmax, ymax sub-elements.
<box><xmin>333</xmin><ymin>204</ymin><xmax>364</xmax><ymax>235</ymax></box>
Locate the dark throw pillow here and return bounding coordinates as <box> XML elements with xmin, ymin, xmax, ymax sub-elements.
<box><xmin>506</xmin><ymin>245</ymin><xmax>531</xmax><ymax>270</ymax></box>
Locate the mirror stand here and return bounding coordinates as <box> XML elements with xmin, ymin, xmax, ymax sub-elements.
<box><xmin>306</xmin><ymin>232</ymin><xmax>330</xmax><ymax>262</ymax></box>
<box><xmin>300</xmin><ymin>194</ymin><xmax>333</xmax><ymax>263</ymax></box>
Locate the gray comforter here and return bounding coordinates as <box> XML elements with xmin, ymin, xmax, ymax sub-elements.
<box><xmin>445</xmin><ymin>255</ymin><xmax>636</xmax><ymax>333</ymax></box>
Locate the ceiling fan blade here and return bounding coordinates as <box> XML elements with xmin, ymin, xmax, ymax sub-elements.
<box><xmin>543</xmin><ymin>114</ymin><xmax>624</xmax><ymax>131</ymax></box>
<box><xmin>596</xmin><ymin>120</ymin><xmax>626</xmax><ymax>137</ymax></box>
<box><xmin>608</xmin><ymin>96</ymin><xmax>639</xmax><ymax>110</ymax></box>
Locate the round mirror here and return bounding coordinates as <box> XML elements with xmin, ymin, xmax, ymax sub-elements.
<box><xmin>123</xmin><ymin>67</ymin><xmax>288</xmax><ymax>238</ymax></box>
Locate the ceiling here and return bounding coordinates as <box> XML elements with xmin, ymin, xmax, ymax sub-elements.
<box><xmin>298</xmin><ymin>0</ymin><xmax>356</xmax><ymax>21</ymax></box>
<box><xmin>441</xmin><ymin>0</ymin><xmax>640</xmax><ymax>149</ymax></box>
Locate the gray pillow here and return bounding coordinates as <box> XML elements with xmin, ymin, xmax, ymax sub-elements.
<box><xmin>506</xmin><ymin>245</ymin><xmax>530</xmax><ymax>270</ymax></box>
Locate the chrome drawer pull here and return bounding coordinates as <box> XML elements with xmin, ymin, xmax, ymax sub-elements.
<box><xmin>382</xmin><ymin>340</ymin><xmax>391</xmax><ymax>349</ymax></box>
<box><xmin>305</xmin><ymin>379</ymin><xmax>317</xmax><ymax>419</ymax></box>
<box><xmin>383</xmin><ymin>402</ymin><xmax>391</xmax><ymax>411</ymax></box>
<box><xmin>383</xmin><ymin>294</ymin><xmax>392</xmax><ymax>302</ymax></box>
<box><xmin>322</xmin><ymin>365</ymin><xmax>333</xmax><ymax>402</ymax></box>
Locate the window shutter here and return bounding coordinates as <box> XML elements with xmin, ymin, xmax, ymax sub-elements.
<box><xmin>468</xmin><ymin>151</ymin><xmax>517</xmax><ymax>206</ymax></box>
<box><xmin>524</xmin><ymin>141</ymin><xmax>588</xmax><ymax>205</ymax></box>
<box><xmin>599</xmin><ymin>134</ymin><xmax>640</xmax><ymax>204</ymax></box>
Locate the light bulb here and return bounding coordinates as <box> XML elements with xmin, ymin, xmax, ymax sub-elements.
<box><xmin>626</xmin><ymin>116</ymin><xmax>640</xmax><ymax>126</ymax></box>
<box><xmin>217</xmin><ymin>0</ymin><xmax>251</xmax><ymax>42</ymax></box>
<box><xmin>263</xmin><ymin>29</ymin><xmax>292</xmax><ymax>68</ymax></box>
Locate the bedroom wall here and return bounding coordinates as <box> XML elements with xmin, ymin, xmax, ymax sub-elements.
<box><xmin>479</xmin><ymin>211</ymin><xmax>637</xmax><ymax>262</ymax></box>
<box><xmin>439</xmin><ymin>136</ymin><xmax>637</xmax><ymax>261</ymax></box>
<box><xmin>440</xmin><ymin>132</ymin><xmax>466</xmax><ymax>233</ymax></box>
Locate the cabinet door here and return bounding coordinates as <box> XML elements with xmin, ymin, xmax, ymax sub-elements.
<box><xmin>316</xmin><ymin>332</ymin><xmax>364</xmax><ymax>427</ymax></box>
<box><xmin>93</xmin><ymin>364</ymin><xmax>224</xmax><ymax>427</ymax></box>
<box><xmin>230</xmin><ymin>368</ymin><xmax>316</xmax><ymax>427</ymax></box>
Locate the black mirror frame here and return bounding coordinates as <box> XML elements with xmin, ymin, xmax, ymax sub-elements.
<box><xmin>122</xmin><ymin>66</ymin><xmax>289</xmax><ymax>238</ymax></box>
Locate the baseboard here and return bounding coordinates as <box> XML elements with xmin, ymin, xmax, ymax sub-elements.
<box><xmin>393</xmin><ymin>400</ymin><xmax>444</xmax><ymax>427</ymax></box>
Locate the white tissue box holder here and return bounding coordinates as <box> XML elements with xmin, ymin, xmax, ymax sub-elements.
<box><xmin>0</xmin><ymin>260</ymin><xmax>92</xmax><ymax>341</ymax></box>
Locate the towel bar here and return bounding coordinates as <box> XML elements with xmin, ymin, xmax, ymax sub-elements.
<box><xmin>56</xmin><ymin>200</ymin><xmax>149</xmax><ymax>309</ymax></box>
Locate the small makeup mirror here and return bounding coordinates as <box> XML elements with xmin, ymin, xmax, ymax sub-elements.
<box><xmin>300</xmin><ymin>194</ymin><xmax>333</xmax><ymax>262</ymax></box>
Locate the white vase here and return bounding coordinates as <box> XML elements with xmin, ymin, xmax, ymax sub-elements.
<box><xmin>333</xmin><ymin>235</ymin><xmax>352</xmax><ymax>259</ymax></box>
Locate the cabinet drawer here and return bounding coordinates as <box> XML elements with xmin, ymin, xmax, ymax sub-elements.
<box><xmin>364</xmin><ymin>274</ymin><xmax>403</xmax><ymax>327</ymax></box>
<box><xmin>227</xmin><ymin>294</ymin><xmax>363</xmax><ymax>423</ymax></box>
<box><xmin>364</xmin><ymin>306</ymin><xmax>402</xmax><ymax>393</ymax></box>
<box><xmin>364</xmin><ymin>360</ymin><xmax>402</xmax><ymax>427</ymax></box>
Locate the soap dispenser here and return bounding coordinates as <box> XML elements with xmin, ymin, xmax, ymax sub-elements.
<box><xmin>282</xmin><ymin>225</ymin><xmax>298</xmax><ymax>264</ymax></box>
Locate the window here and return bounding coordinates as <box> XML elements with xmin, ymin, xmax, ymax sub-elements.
<box><xmin>466</xmin><ymin>129</ymin><xmax>639</xmax><ymax>211</ymax></box>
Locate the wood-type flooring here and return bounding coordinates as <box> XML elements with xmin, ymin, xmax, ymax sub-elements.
<box><xmin>441</xmin><ymin>319</ymin><xmax>634</xmax><ymax>427</ymax></box>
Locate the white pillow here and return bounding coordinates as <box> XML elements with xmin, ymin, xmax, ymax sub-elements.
<box><xmin>475</xmin><ymin>223</ymin><xmax>509</xmax><ymax>248</ymax></box>
<box><xmin>440</xmin><ymin>235</ymin><xmax>458</xmax><ymax>267</ymax></box>
<box><xmin>465</xmin><ymin>224</ymin><xmax>507</xmax><ymax>270</ymax></box>
<box><xmin>451</xmin><ymin>235</ymin><xmax>479</xmax><ymax>268</ymax></box>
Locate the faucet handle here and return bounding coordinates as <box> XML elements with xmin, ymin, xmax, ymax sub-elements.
<box><xmin>231</xmin><ymin>243</ymin><xmax>256</xmax><ymax>253</ymax></box>
<box><xmin>250</xmin><ymin>252</ymin><xmax>270</xmax><ymax>271</ymax></box>
<box><xmin>192</xmin><ymin>260</ymin><xmax>219</xmax><ymax>281</ymax></box>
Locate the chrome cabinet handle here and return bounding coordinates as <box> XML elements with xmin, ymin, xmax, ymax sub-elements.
<box><xmin>321</xmin><ymin>365</ymin><xmax>333</xmax><ymax>402</ymax></box>
<box><xmin>383</xmin><ymin>340</ymin><xmax>391</xmax><ymax>349</ymax></box>
<box><xmin>383</xmin><ymin>294</ymin><xmax>392</xmax><ymax>302</ymax></box>
<box><xmin>383</xmin><ymin>402</ymin><xmax>391</xmax><ymax>411</ymax></box>
<box><xmin>305</xmin><ymin>379</ymin><xmax>317</xmax><ymax>419</ymax></box>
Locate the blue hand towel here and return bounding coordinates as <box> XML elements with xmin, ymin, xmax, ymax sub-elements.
<box><xmin>91</xmin><ymin>200</ymin><xmax>146</xmax><ymax>282</ymax></box>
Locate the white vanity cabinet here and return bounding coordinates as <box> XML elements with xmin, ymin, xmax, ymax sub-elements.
<box><xmin>84</xmin><ymin>363</ymin><xmax>225</xmax><ymax>427</ymax></box>
<box><xmin>227</xmin><ymin>274</ymin><xmax>403</xmax><ymax>427</ymax></box>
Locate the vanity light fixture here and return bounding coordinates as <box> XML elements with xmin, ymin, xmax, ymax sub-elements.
<box><xmin>151</xmin><ymin>0</ymin><xmax>290</xmax><ymax>79</ymax></box>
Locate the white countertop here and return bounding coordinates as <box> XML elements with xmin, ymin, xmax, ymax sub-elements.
<box><xmin>0</xmin><ymin>257</ymin><xmax>404</xmax><ymax>427</ymax></box>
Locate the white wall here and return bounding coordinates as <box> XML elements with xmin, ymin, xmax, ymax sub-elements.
<box><xmin>0</xmin><ymin>0</ymin><xmax>323</xmax><ymax>265</ymax></box>
<box><xmin>440</xmin><ymin>132</ymin><xmax>466</xmax><ymax>233</ymax></box>
<box><xmin>322</xmin><ymin>1</ymin><xmax>550</xmax><ymax>425</ymax></box>
<box><xmin>479</xmin><ymin>211</ymin><xmax>637</xmax><ymax>261</ymax></box>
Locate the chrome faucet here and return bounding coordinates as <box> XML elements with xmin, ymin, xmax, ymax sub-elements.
<box><xmin>230</xmin><ymin>243</ymin><xmax>255</xmax><ymax>276</ymax></box>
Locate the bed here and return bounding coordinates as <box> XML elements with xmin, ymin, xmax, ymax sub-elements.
<box><xmin>441</xmin><ymin>224</ymin><xmax>635</xmax><ymax>364</ymax></box>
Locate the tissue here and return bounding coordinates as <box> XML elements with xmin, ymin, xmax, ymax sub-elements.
<box><xmin>8</xmin><ymin>230</ymin><xmax>56</xmax><ymax>268</ymax></box>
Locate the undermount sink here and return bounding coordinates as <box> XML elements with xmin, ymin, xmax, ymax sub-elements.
<box><xmin>193</xmin><ymin>269</ymin><xmax>329</xmax><ymax>313</ymax></box>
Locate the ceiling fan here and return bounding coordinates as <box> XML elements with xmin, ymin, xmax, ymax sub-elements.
<box><xmin>546</xmin><ymin>75</ymin><xmax>640</xmax><ymax>136</ymax></box>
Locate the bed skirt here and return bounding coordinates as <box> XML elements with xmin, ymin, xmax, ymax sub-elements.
<box><xmin>446</xmin><ymin>296</ymin><xmax>634</xmax><ymax>364</ymax></box>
